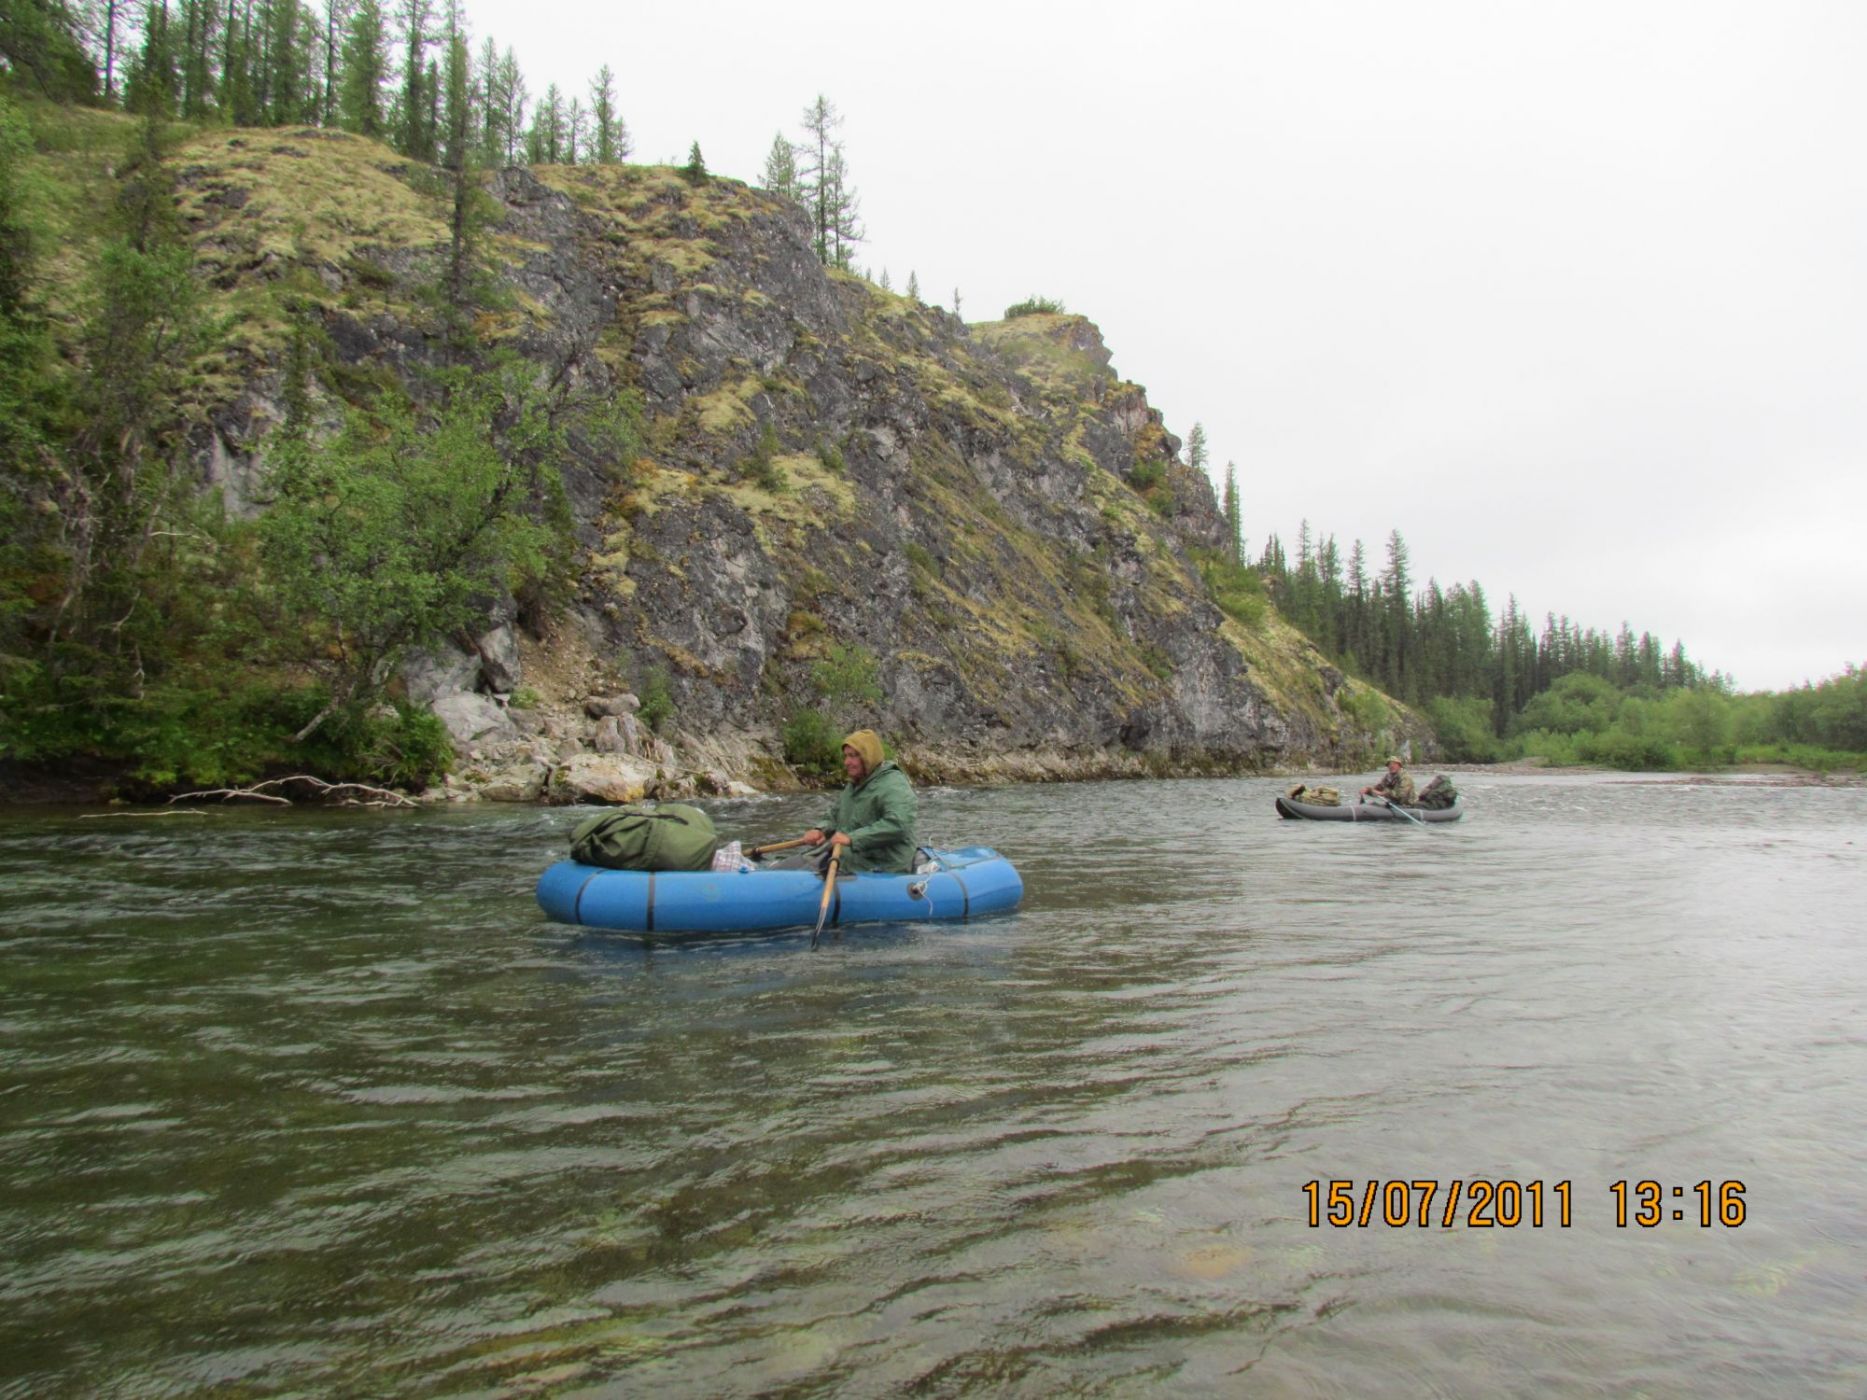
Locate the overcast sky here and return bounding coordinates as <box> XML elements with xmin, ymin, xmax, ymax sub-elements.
<box><xmin>466</xmin><ymin>0</ymin><xmax>1864</xmax><ymax>692</ymax></box>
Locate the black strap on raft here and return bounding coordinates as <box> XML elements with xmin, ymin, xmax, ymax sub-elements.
<box><xmin>573</xmin><ymin>870</ymin><xmax>601</xmax><ymax>925</ymax></box>
<box><xmin>645</xmin><ymin>872</ymin><xmax>656</xmax><ymax>933</ymax></box>
<box><xmin>950</xmin><ymin>871</ymin><xmax>971</xmax><ymax>920</ymax></box>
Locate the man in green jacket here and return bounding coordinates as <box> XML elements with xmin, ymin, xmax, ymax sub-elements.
<box><xmin>799</xmin><ymin>729</ymin><xmax>918</xmax><ymax>874</ymax></box>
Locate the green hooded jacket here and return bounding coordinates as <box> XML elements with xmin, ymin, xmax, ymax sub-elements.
<box><xmin>824</xmin><ymin>759</ymin><xmax>918</xmax><ymax>873</ymax></box>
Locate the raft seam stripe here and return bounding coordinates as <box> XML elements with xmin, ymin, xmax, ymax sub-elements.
<box><xmin>573</xmin><ymin>870</ymin><xmax>601</xmax><ymax>925</ymax></box>
<box><xmin>950</xmin><ymin>871</ymin><xmax>971</xmax><ymax>920</ymax></box>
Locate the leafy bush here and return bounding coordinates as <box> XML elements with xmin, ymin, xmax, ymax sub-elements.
<box><xmin>1130</xmin><ymin>460</ymin><xmax>1165</xmax><ymax>491</ymax></box>
<box><xmin>782</xmin><ymin>707</ymin><xmax>841</xmax><ymax>778</ymax></box>
<box><xmin>812</xmin><ymin>641</ymin><xmax>882</xmax><ymax>712</ymax></box>
<box><xmin>1424</xmin><ymin>695</ymin><xmax>1504</xmax><ymax>762</ymax></box>
<box><xmin>0</xmin><ymin>673</ymin><xmax>452</xmax><ymax>793</ymax></box>
<box><xmin>638</xmin><ymin>666</ymin><xmax>673</xmax><ymax>733</ymax></box>
<box><xmin>1337</xmin><ymin>686</ymin><xmax>1391</xmax><ymax>748</ymax></box>
<box><xmin>742</xmin><ymin>422</ymin><xmax>786</xmax><ymax>492</ymax></box>
<box><xmin>1004</xmin><ymin>295</ymin><xmax>1065</xmax><ymax>318</ymax></box>
<box><xmin>1509</xmin><ymin>672</ymin><xmax>1619</xmax><ymax>737</ymax></box>
<box><xmin>1198</xmin><ymin>552</ymin><xmax>1267</xmax><ymax>629</ymax></box>
<box><xmin>1575</xmin><ymin>729</ymin><xmax>1680</xmax><ymax>770</ymax></box>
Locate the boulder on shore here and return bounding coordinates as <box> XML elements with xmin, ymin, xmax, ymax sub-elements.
<box><xmin>548</xmin><ymin>752</ymin><xmax>658</xmax><ymax>805</ymax></box>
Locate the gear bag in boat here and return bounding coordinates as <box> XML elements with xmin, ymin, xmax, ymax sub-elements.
<box><xmin>1286</xmin><ymin>783</ymin><xmax>1342</xmax><ymax>806</ymax></box>
<box><xmin>1415</xmin><ymin>775</ymin><xmax>1459</xmax><ymax>810</ymax></box>
<box><xmin>570</xmin><ymin>803</ymin><xmax>719</xmax><ymax>871</ymax></box>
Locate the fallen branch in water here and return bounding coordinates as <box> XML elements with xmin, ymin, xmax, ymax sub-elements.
<box><xmin>79</xmin><ymin>809</ymin><xmax>212</xmax><ymax>819</ymax></box>
<box><xmin>168</xmin><ymin>776</ymin><xmax>420</xmax><ymax>809</ymax></box>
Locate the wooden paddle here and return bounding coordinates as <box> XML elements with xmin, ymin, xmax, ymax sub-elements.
<box><xmin>747</xmin><ymin>836</ymin><xmax>814</xmax><ymax>858</ymax></box>
<box><xmin>809</xmin><ymin>848</ymin><xmax>842</xmax><ymax>950</ymax></box>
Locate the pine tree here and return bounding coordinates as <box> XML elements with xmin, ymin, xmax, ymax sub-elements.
<box><xmin>1222</xmin><ymin>461</ymin><xmax>1240</xmax><ymax>564</ymax></box>
<box><xmin>906</xmin><ymin>269</ymin><xmax>920</xmax><ymax>302</ymax></box>
<box><xmin>565</xmin><ymin>97</ymin><xmax>585</xmax><ymax>164</ymax></box>
<box><xmin>339</xmin><ymin>0</ymin><xmax>386</xmax><ymax>137</ymax></box>
<box><xmin>1186</xmin><ymin>421</ymin><xmax>1208</xmax><ymax>474</ymax></box>
<box><xmin>527</xmin><ymin>82</ymin><xmax>563</xmax><ymax>163</ymax></box>
<box><xmin>396</xmin><ymin>0</ymin><xmax>433</xmax><ymax>159</ymax></box>
<box><xmin>123</xmin><ymin>1</ymin><xmax>180</xmax><ymax>118</ymax></box>
<box><xmin>265</xmin><ymin>0</ymin><xmax>303</xmax><ymax>123</ymax></box>
<box><xmin>496</xmin><ymin>46</ymin><xmax>524</xmax><ymax>163</ymax></box>
<box><xmin>588</xmin><ymin>65</ymin><xmax>625</xmax><ymax>163</ymax></box>
<box><xmin>798</xmin><ymin>94</ymin><xmax>861</xmax><ymax>266</ymax></box>
<box><xmin>761</xmin><ymin>130</ymin><xmax>798</xmax><ymax>200</ymax></box>
<box><xmin>821</xmin><ymin>144</ymin><xmax>861</xmax><ymax>266</ymax></box>
<box><xmin>681</xmin><ymin>140</ymin><xmax>706</xmax><ymax>184</ymax></box>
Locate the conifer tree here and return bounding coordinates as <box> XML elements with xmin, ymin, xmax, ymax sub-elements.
<box><xmin>527</xmin><ymin>82</ymin><xmax>562</xmax><ymax>163</ymax></box>
<box><xmin>1222</xmin><ymin>461</ymin><xmax>1240</xmax><ymax>564</ymax></box>
<box><xmin>123</xmin><ymin>1</ymin><xmax>180</xmax><ymax>118</ymax></box>
<box><xmin>495</xmin><ymin>46</ymin><xmax>524</xmax><ymax>163</ymax></box>
<box><xmin>1186</xmin><ymin>421</ymin><xmax>1208</xmax><ymax>474</ymax></box>
<box><xmin>565</xmin><ymin>97</ymin><xmax>586</xmax><ymax>164</ymax></box>
<box><xmin>395</xmin><ymin>0</ymin><xmax>433</xmax><ymax>159</ymax></box>
<box><xmin>681</xmin><ymin>140</ymin><xmax>706</xmax><ymax>184</ymax></box>
<box><xmin>265</xmin><ymin>0</ymin><xmax>303</xmax><ymax>123</ymax></box>
<box><xmin>339</xmin><ymin>0</ymin><xmax>386</xmax><ymax>137</ymax></box>
<box><xmin>906</xmin><ymin>269</ymin><xmax>919</xmax><ymax>301</ymax></box>
<box><xmin>0</xmin><ymin>0</ymin><xmax>99</xmax><ymax>100</ymax></box>
<box><xmin>798</xmin><ymin>94</ymin><xmax>861</xmax><ymax>265</ymax></box>
<box><xmin>588</xmin><ymin>65</ymin><xmax>625</xmax><ymax>163</ymax></box>
<box><xmin>761</xmin><ymin>131</ymin><xmax>798</xmax><ymax>200</ymax></box>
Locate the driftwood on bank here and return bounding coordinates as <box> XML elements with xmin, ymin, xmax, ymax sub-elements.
<box><xmin>167</xmin><ymin>776</ymin><xmax>420</xmax><ymax>809</ymax></box>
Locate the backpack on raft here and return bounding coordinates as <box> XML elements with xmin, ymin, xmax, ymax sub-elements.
<box><xmin>570</xmin><ymin>803</ymin><xmax>719</xmax><ymax>871</ymax></box>
<box><xmin>1415</xmin><ymin>775</ymin><xmax>1459</xmax><ymax>810</ymax></box>
<box><xmin>1286</xmin><ymin>783</ymin><xmax>1341</xmax><ymax>806</ymax></box>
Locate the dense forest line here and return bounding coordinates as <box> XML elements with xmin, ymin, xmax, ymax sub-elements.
<box><xmin>1236</xmin><ymin>519</ymin><xmax>1864</xmax><ymax>771</ymax></box>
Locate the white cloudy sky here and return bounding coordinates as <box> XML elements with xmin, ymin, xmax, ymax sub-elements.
<box><xmin>467</xmin><ymin>0</ymin><xmax>1864</xmax><ymax>692</ymax></box>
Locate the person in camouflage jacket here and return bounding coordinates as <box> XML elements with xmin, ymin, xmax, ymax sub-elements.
<box><xmin>1360</xmin><ymin>756</ymin><xmax>1417</xmax><ymax>806</ymax></box>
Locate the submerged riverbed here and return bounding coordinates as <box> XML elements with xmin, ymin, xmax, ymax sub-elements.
<box><xmin>2</xmin><ymin>772</ymin><xmax>1863</xmax><ymax>1396</ymax></box>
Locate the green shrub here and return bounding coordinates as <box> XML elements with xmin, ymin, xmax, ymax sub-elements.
<box><xmin>782</xmin><ymin>707</ymin><xmax>841</xmax><ymax>778</ymax></box>
<box><xmin>1005</xmin><ymin>295</ymin><xmax>1065</xmax><ymax>318</ymax></box>
<box><xmin>1576</xmin><ymin>729</ymin><xmax>1681</xmax><ymax>770</ymax></box>
<box><xmin>1424</xmin><ymin>695</ymin><xmax>1504</xmax><ymax>763</ymax></box>
<box><xmin>812</xmin><ymin>641</ymin><xmax>882</xmax><ymax>711</ymax></box>
<box><xmin>742</xmin><ymin>422</ymin><xmax>786</xmax><ymax>492</ymax></box>
<box><xmin>817</xmin><ymin>436</ymin><xmax>846</xmax><ymax>474</ymax></box>
<box><xmin>638</xmin><ymin>666</ymin><xmax>673</xmax><ymax>733</ymax></box>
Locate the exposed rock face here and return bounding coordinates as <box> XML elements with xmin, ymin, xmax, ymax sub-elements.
<box><xmin>176</xmin><ymin>145</ymin><xmax>1422</xmax><ymax>796</ymax></box>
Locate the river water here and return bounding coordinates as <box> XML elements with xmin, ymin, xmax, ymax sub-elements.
<box><xmin>1</xmin><ymin>772</ymin><xmax>1863</xmax><ymax>1397</ymax></box>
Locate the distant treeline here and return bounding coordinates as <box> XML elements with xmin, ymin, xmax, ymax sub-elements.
<box><xmin>1250</xmin><ymin>523</ymin><xmax>1864</xmax><ymax>770</ymax></box>
<box><xmin>4</xmin><ymin>0</ymin><xmax>631</xmax><ymax>169</ymax></box>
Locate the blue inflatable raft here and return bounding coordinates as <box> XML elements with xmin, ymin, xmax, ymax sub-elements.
<box><xmin>535</xmin><ymin>845</ymin><xmax>1023</xmax><ymax>935</ymax></box>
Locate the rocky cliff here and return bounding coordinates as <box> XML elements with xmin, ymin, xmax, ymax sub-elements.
<box><xmin>167</xmin><ymin>128</ymin><xmax>1411</xmax><ymax>798</ymax></box>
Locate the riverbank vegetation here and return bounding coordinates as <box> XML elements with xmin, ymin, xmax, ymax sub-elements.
<box><xmin>0</xmin><ymin>52</ymin><xmax>630</xmax><ymax>793</ymax></box>
<box><xmin>1247</xmin><ymin>522</ymin><xmax>1866</xmax><ymax>772</ymax></box>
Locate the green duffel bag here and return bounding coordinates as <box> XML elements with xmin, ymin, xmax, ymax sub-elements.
<box><xmin>570</xmin><ymin>803</ymin><xmax>719</xmax><ymax>871</ymax></box>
